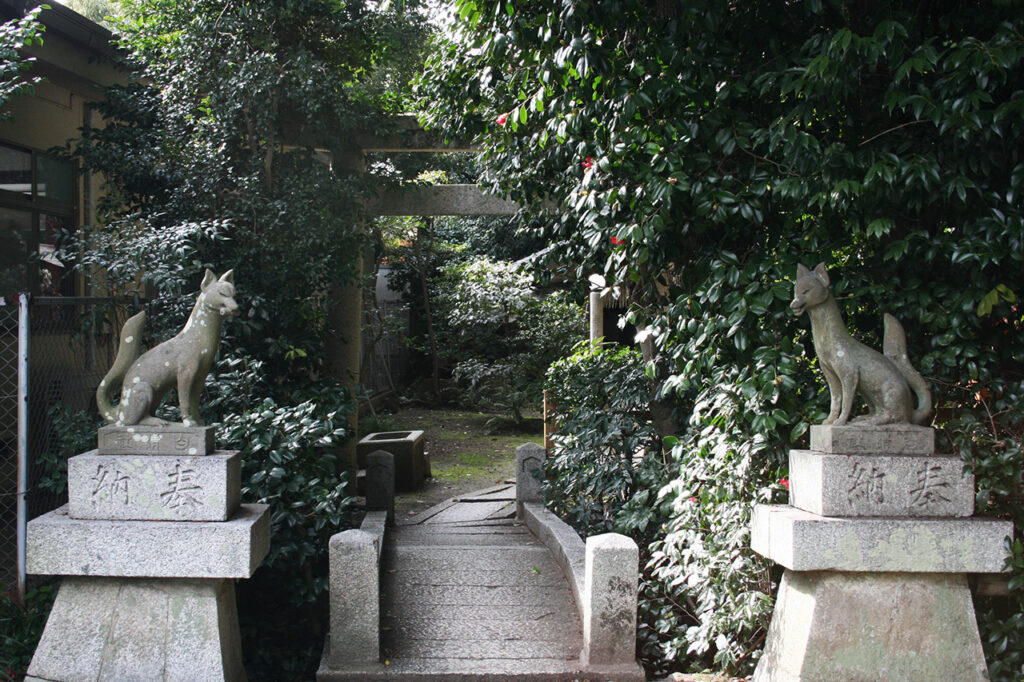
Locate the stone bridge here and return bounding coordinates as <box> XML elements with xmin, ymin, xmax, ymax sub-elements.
<box><xmin>316</xmin><ymin>444</ymin><xmax>645</xmax><ymax>681</ymax></box>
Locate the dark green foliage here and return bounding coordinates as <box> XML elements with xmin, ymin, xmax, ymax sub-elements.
<box><xmin>438</xmin><ymin>258</ymin><xmax>585</xmax><ymax>421</ymax></box>
<box><xmin>543</xmin><ymin>343</ymin><xmax>660</xmax><ymax>534</ymax></box>
<box><xmin>434</xmin><ymin>215</ymin><xmax>547</xmax><ymax>263</ymax></box>
<box><xmin>37</xmin><ymin>404</ymin><xmax>102</xmax><ymax>496</ymax></box>
<box><xmin>0</xmin><ymin>584</ymin><xmax>56</xmax><ymax>680</ymax></box>
<box><xmin>0</xmin><ymin>5</ymin><xmax>44</xmax><ymax>121</ymax></box>
<box><xmin>220</xmin><ymin>384</ymin><xmax>356</xmax><ymax>680</ymax></box>
<box><xmin>422</xmin><ymin>0</ymin><xmax>1024</xmax><ymax>676</ymax></box>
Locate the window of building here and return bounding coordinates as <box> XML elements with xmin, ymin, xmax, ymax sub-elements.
<box><xmin>0</xmin><ymin>141</ymin><xmax>77</xmax><ymax>298</ymax></box>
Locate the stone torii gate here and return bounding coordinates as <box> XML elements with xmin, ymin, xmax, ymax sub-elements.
<box><xmin>321</xmin><ymin>115</ymin><xmax>519</xmax><ymax>469</ymax></box>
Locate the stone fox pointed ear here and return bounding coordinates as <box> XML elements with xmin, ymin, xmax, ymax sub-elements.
<box><xmin>796</xmin><ymin>263</ymin><xmax>810</xmax><ymax>278</ymax></box>
<box><xmin>201</xmin><ymin>269</ymin><xmax>216</xmax><ymax>290</ymax></box>
<box><xmin>812</xmin><ymin>262</ymin><xmax>829</xmax><ymax>286</ymax></box>
<box><xmin>219</xmin><ymin>269</ymin><xmax>234</xmax><ymax>284</ymax></box>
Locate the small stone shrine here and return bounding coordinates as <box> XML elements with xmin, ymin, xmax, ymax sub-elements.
<box><xmin>25</xmin><ymin>270</ymin><xmax>269</xmax><ymax>681</ymax></box>
<box><xmin>750</xmin><ymin>264</ymin><xmax>1013</xmax><ymax>680</ymax></box>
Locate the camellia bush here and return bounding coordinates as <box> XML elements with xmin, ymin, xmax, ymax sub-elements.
<box><xmin>420</xmin><ymin>0</ymin><xmax>1024</xmax><ymax>677</ymax></box>
<box><xmin>438</xmin><ymin>257</ymin><xmax>585</xmax><ymax>422</ymax></box>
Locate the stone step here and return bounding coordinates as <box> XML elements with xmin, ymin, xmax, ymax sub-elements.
<box><xmin>457</xmin><ymin>485</ymin><xmax>516</xmax><ymax>502</ymax></box>
<box><xmin>422</xmin><ymin>500</ymin><xmax>515</xmax><ymax>524</ymax></box>
<box><xmin>383</xmin><ymin>636</ymin><xmax>578</xmax><ymax>661</ymax></box>
<box><xmin>390</xmin><ymin>532</ymin><xmax>539</xmax><ymax>548</ymax></box>
<box><xmin>317</xmin><ymin>654</ymin><xmax>588</xmax><ymax>681</ymax></box>
<box><xmin>390</xmin><ymin>524</ymin><xmax>526</xmax><ymax>537</ymax></box>
<box><xmin>384</xmin><ymin>546</ymin><xmax>554</xmax><ymax>574</ymax></box>
<box><xmin>381</xmin><ymin>615</ymin><xmax>580</xmax><ymax>642</ymax></box>
<box><xmin>383</xmin><ymin>568</ymin><xmax>567</xmax><ymax>588</ymax></box>
<box><xmin>382</xmin><ymin>603</ymin><xmax>579</xmax><ymax>623</ymax></box>
<box><xmin>382</xmin><ymin>584</ymin><xmax>576</xmax><ymax>608</ymax></box>
<box><xmin>444</xmin><ymin>518</ymin><xmax>525</xmax><ymax>528</ymax></box>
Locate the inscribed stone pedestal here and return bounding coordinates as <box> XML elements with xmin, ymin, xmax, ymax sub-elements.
<box><xmin>788</xmin><ymin>449</ymin><xmax>973</xmax><ymax>518</ymax></box>
<box><xmin>67</xmin><ymin>450</ymin><xmax>241</xmax><ymax>521</ymax></box>
<box><xmin>98</xmin><ymin>424</ymin><xmax>216</xmax><ymax>456</ymax></box>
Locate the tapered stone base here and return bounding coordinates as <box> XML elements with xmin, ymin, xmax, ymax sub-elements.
<box><xmin>26</xmin><ymin>576</ymin><xmax>246</xmax><ymax>682</ymax></box>
<box><xmin>753</xmin><ymin>570</ymin><xmax>989</xmax><ymax>682</ymax></box>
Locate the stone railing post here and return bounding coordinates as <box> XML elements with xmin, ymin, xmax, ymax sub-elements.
<box><xmin>581</xmin><ymin>533</ymin><xmax>639</xmax><ymax>668</ymax></box>
<box><xmin>365</xmin><ymin>450</ymin><xmax>394</xmax><ymax>525</ymax></box>
<box><xmin>327</xmin><ymin>529</ymin><xmax>380</xmax><ymax>667</ymax></box>
<box><xmin>515</xmin><ymin>442</ymin><xmax>545</xmax><ymax>518</ymax></box>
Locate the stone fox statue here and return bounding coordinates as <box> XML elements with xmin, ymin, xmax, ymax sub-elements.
<box><xmin>791</xmin><ymin>263</ymin><xmax>931</xmax><ymax>426</ymax></box>
<box><xmin>97</xmin><ymin>269</ymin><xmax>238</xmax><ymax>427</ymax></box>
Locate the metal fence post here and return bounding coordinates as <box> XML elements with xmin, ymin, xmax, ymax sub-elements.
<box><xmin>16</xmin><ymin>293</ymin><xmax>29</xmax><ymax>604</ymax></box>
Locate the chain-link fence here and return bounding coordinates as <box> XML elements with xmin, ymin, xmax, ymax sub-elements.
<box><xmin>0</xmin><ymin>299</ymin><xmax>22</xmax><ymax>599</ymax></box>
<box><xmin>0</xmin><ymin>295</ymin><xmax>138</xmax><ymax>602</ymax></box>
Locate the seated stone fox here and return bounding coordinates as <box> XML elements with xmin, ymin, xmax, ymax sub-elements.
<box><xmin>97</xmin><ymin>269</ymin><xmax>238</xmax><ymax>427</ymax></box>
<box><xmin>791</xmin><ymin>263</ymin><xmax>931</xmax><ymax>426</ymax></box>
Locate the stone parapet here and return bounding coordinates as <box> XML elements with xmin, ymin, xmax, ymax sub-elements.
<box><xmin>68</xmin><ymin>450</ymin><xmax>241</xmax><ymax>521</ymax></box>
<box><xmin>751</xmin><ymin>504</ymin><xmax>1011</xmax><ymax>573</ymax></box>
<box><xmin>515</xmin><ymin>442</ymin><xmax>545</xmax><ymax>518</ymax></box>
<box><xmin>581</xmin><ymin>533</ymin><xmax>639</xmax><ymax>668</ymax></box>
<box><xmin>810</xmin><ymin>423</ymin><xmax>935</xmax><ymax>455</ymax></box>
<box><xmin>97</xmin><ymin>424</ymin><xmax>216</xmax><ymax>456</ymax></box>
<box><xmin>789</xmin><ymin>449</ymin><xmax>973</xmax><ymax>518</ymax></box>
<box><xmin>522</xmin><ymin>503</ymin><xmax>644</xmax><ymax>681</ymax></box>
<box><xmin>27</xmin><ymin>503</ymin><xmax>270</xmax><ymax>579</ymax></box>
<box><xmin>325</xmin><ymin>511</ymin><xmax>388</xmax><ymax>669</ymax></box>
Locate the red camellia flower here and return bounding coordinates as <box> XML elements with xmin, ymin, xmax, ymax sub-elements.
<box><xmin>581</xmin><ymin>157</ymin><xmax>593</xmax><ymax>169</ymax></box>
<box><xmin>496</xmin><ymin>114</ymin><xmax>507</xmax><ymax>126</ymax></box>
<box><xmin>779</xmin><ymin>477</ymin><xmax>789</xmax><ymax>489</ymax></box>
<box><xmin>611</xmin><ymin>236</ymin><xmax>624</xmax><ymax>245</ymax></box>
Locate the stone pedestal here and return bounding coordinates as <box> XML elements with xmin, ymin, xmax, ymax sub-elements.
<box><xmin>25</xmin><ymin>577</ymin><xmax>245</xmax><ymax>682</ymax></box>
<box><xmin>751</xmin><ymin>425</ymin><xmax>1011</xmax><ymax>681</ymax></box>
<box><xmin>753</xmin><ymin>571</ymin><xmax>988</xmax><ymax>682</ymax></box>
<box><xmin>26</xmin><ymin>425</ymin><xmax>270</xmax><ymax>681</ymax></box>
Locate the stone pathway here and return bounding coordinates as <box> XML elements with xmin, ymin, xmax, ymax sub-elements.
<box><xmin>344</xmin><ymin>483</ymin><xmax>589</xmax><ymax>680</ymax></box>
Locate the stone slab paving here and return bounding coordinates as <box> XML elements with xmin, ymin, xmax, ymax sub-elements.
<box><xmin>422</xmin><ymin>500</ymin><xmax>515</xmax><ymax>524</ymax></box>
<box><xmin>326</xmin><ymin>489</ymin><xmax>589</xmax><ymax>681</ymax></box>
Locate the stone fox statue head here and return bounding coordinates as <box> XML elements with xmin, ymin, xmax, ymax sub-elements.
<box><xmin>97</xmin><ymin>269</ymin><xmax>238</xmax><ymax>427</ymax></box>
<box><xmin>791</xmin><ymin>262</ymin><xmax>931</xmax><ymax>426</ymax></box>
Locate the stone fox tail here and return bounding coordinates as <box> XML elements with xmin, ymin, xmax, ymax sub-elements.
<box><xmin>791</xmin><ymin>262</ymin><xmax>932</xmax><ymax>426</ymax></box>
<box><xmin>96</xmin><ymin>311</ymin><xmax>146</xmax><ymax>424</ymax></box>
<box><xmin>96</xmin><ymin>269</ymin><xmax>238</xmax><ymax>427</ymax></box>
<box><xmin>882</xmin><ymin>312</ymin><xmax>932</xmax><ymax>425</ymax></box>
